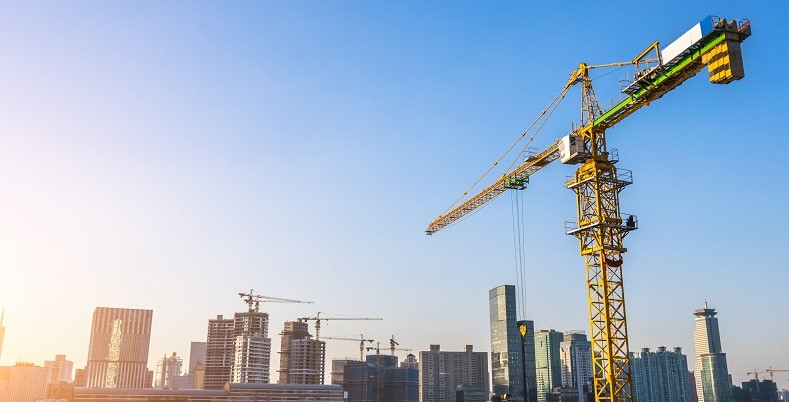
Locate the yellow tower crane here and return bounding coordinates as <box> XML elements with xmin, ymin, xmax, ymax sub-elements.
<box><xmin>238</xmin><ymin>289</ymin><xmax>313</xmax><ymax>312</ymax></box>
<box><xmin>298</xmin><ymin>313</ymin><xmax>383</xmax><ymax>383</ymax></box>
<box><xmin>766</xmin><ymin>367</ymin><xmax>789</xmax><ymax>382</ymax></box>
<box><xmin>426</xmin><ymin>16</ymin><xmax>751</xmax><ymax>402</ymax></box>
<box><xmin>322</xmin><ymin>334</ymin><xmax>375</xmax><ymax>361</ymax></box>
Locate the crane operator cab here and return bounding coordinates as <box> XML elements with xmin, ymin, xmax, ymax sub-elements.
<box><xmin>559</xmin><ymin>134</ymin><xmax>589</xmax><ymax>164</ymax></box>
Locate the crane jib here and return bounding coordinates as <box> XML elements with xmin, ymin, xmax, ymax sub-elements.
<box><xmin>426</xmin><ymin>18</ymin><xmax>750</xmax><ymax>236</ymax></box>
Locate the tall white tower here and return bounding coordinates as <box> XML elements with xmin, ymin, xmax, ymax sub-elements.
<box><xmin>693</xmin><ymin>302</ymin><xmax>729</xmax><ymax>402</ymax></box>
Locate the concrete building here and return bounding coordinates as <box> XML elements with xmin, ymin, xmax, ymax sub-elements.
<box><xmin>342</xmin><ymin>355</ymin><xmax>418</xmax><ymax>402</ymax></box>
<box><xmin>45</xmin><ymin>380</ymin><xmax>75</xmax><ymax>400</ymax></box>
<box><xmin>231</xmin><ymin>311</ymin><xmax>271</xmax><ymax>384</ymax></box>
<box><xmin>456</xmin><ymin>384</ymin><xmax>488</xmax><ymax>402</ymax></box>
<box><xmin>630</xmin><ymin>346</ymin><xmax>691</xmax><ymax>402</ymax></box>
<box><xmin>490</xmin><ymin>285</ymin><xmax>530</xmax><ymax>402</ymax></box>
<box><xmin>85</xmin><ymin>307</ymin><xmax>153</xmax><ymax>388</ymax></box>
<box><xmin>205</xmin><ymin>315</ymin><xmax>234</xmax><ymax>389</ymax></box>
<box><xmin>559</xmin><ymin>333</ymin><xmax>591</xmax><ymax>402</ymax></box>
<box><xmin>419</xmin><ymin>344</ymin><xmax>489</xmax><ymax>402</ymax></box>
<box><xmin>0</xmin><ymin>363</ymin><xmax>49</xmax><ymax>402</ymax></box>
<box><xmin>545</xmin><ymin>387</ymin><xmax>579</xmax><ymax>402</ymax></box>
<box><xmin>741</xmin><ymin>379</ymin><xmax>778</xmax><ymax>402</ymax></box>
<box><xmin>74</xmin><ymin>368</ymin><xmax>87</xmax><ymax>387</ymax></box>
<box><xmin>185</xmin><ymin>341</ymin><xmax>207</xmax><ymax>388</ymax></box>
<box><xmin>535</xmin><ymin>330</ymin><xmax>564</xmax><ymax>402</ymax></box>
<box><xmin>402</xmin><ymin>354</ymin><xmax>418</xmax><ymax>369</ymax></box>
<box><xmin>693</xmin><ymin>303</ymin><xmax>730</xmax><ymax>402</ymax></box>
<box><xmin>278</xmin><ymin>321</ymin><xmax>325</xmax><ymax>384</ymax></box>
<box><xmin>44</xmin><ymin>355</ymin><xmax>73</xmax><ymax>384</ymax></box>
<box><xmin>72</xmin><ymin>382</ymin><xmax>345</xmax><ymax>401</ymax></box>
<box><xmin>154</xmin><ymin>352</ymin><xmax>183</xmax><ymax>388</ymax></box>
<box><xmin>193</xmin><ymin>362</ymin><xmax>206</xmax><ymax>389</ymax></box>
<box><xmin>189</xmin><ymin>342</ymin><xmax>208</xmax><ymax>374</ymax></box>
<box><xmin>205</xmin><ymin>309</ymin><xmax>272</xmax><ymax>390</ymax></box>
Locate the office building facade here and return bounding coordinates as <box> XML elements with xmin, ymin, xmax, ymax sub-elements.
<box><xmin>85</xmin><ymin>307</ymin><xmax>153</xmax><ymax>388</ymax></box>
<box><xmin>419</xmin><ymin>344</ymin><xmax>489</xmax><ymax>402</ymax></box>
<box><xmin>630</xmin><ymin>346</ymin><xmax>690</xmax><ymax>402</ymax></box>
<box><xmin>44</xmin><ymin>354</ymin><xmax>74</xmax><ymax>384</ymax></box>
<box><xmin>490</xmin><ymin>285</ymin><xmax>525</xmax><ymax>402</ymax></box>
<box><xmin>535</xmin><ymin>330</ymin><xmax>564</xmax><ymax>402</ymax></box>
<box><xmin>693</xmin><ymin>303</ymin><xmax>730</xmax><ymax>402</ymax></box>
<box><xmin>154</xmin><ymin>352</ymin><xmax>183</xmax><ymax>388</ymax></box>
<box><xmin>342</xmin><ymin>355</ymin><xmax>418</xmax><ymax>402</ymax></box>
<box><xmin>0</xmin><ymin>363</ymin><xmax>49</xmax><ymax>402</ymax></box>
<box><xmin>559</xmin><ymin>333</ymin><xmax>591</xmax><ymax>402</ymax></box>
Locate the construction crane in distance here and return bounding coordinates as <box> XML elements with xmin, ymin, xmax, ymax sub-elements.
<box><xmin>389</xmin><ymin>335</ymin><xmax>413</xmax><ymax>356</ymax></box>
<box><xmin>238</xmin><ymin>289</ymin><xmax>313</xmax><ymax>312</ymax></box>
<box><xmin>298</xmin><ymin>312</ymin><xmax>383</xmax><ymax>340</ymax></box>
<box><xmin>322</xmin><ymin>334</ymin><xmax>375</xmax><ymax>361</ymax></box>
<box><xmin>766</xmin><ymin>367</ymin><xmax>789</xmax><ymax>381</ymax></box>
<box><xmin>426</xmin><ymin>16</ymin><xmax>751</xmax><ymax>402</ymax></box>
<box><xmin>747</xmin><ymin>370</ymin><xmax>765</xmax><ymax>381</ymax></box>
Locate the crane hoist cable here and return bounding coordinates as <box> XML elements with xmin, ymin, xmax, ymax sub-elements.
<box><xmin>510</xmin><ymin>190</ymin><xmax>528</xmax><ymax>320</ymax></box>
<box><xmin>439</xmin><ymin>85</ymin><xmax>572</xmax><ymax>217</ymax></box>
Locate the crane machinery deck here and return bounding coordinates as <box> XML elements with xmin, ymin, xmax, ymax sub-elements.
<box><xmin>426</xmin><ymin>15</ymin><xmax>751</xmax><ymax>402</ymax></box>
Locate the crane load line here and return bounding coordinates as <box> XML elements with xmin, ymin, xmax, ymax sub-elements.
<box><xmin>439</xmin><ymin>85</ymin><xmax>572</xmax><ymax>217</ymax></box>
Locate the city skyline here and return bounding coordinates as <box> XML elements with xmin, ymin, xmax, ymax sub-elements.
<box><xmin>1</xmin><ymin>0</ymin><xmax>787</xmax><ymax>391</ymax></box>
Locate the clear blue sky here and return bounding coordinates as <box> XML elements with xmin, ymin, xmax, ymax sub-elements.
<box><xmin>0</xmin><ymin>1</ymin><xmax>785</xmax><ymax>386</ymax></box>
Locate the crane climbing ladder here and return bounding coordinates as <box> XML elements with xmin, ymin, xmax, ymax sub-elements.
<box><xmin>426</xmin><ymin>16</ymin><xmax>751</xmax><ymax>402</ymax></box>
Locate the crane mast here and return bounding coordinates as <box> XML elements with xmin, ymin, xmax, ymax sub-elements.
<box><xmin>426</xmin><ymin>16</ymin><xmax>751</xmax><ymax>402</ymax></box>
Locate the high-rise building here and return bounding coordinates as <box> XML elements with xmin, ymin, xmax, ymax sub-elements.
<box><xmin>419</xmin><ymin>344</ymin><xmax>489</xmax><ymax>402</ymax></box>
<box><xmin>518</xmin><ymin>320</ymin><xmax>538</xmax><ymax>402</ymax></box>
<box><xmin>341</xmin><ymin>355</ymin><xmax>418</xmax><ymax>402</ymax></box>
<box><xmin>44</xmin><ymin>354</ymin><xmax>74</xmax><ymax>384</ymax></box>
<box><xmin>231</xmin><ymin>310</ymin><xmax>271</xmax><ymax>384</ymax></box>
<box><xmin>490</xmin><ymin>285</ymin><xmax>525</xmax><ymax>402</ymax></box>
<box><xmin>85</xmin><ymin>307</ymin><xmax>153</xmax><ymax>388</ymax></box>
<box><xmin>559</xmin><ymin>333</ymin><xmax>592</xmax><ymax>402</ymax></box>
<box><xmin>402</xmin><ymin>354</ymin><xmax>418</xmax><ymax>369</ymax></box>
<box><xmin>278</xmin><ymin>321</ymin><xmax>325</xmax><ymax>384</ymax></box>
<box><xmin>741</xmin><ymin>379</ymin><xmax>778</xmax><ymax>402</ymax></box>
<box><xmin>205</xmin><ymin>315</ymin><xmax>234</xmax><ymax>389</ymax></box>
<box><xmin>0</xmin><ymin>363</ymin><xmax>49</xmax><ymax>402</ymax></box>
<box><xmin>189</xmin><ymin>342</ymin><xmax>207</xmax><ymax>374</ymax></box>
<box><xmin>693</xmin><ymin>303</ymin><xmax>730</xmax><ymax>402</ymax></box>
<box><xmin>154</xmin><ymin>352</ymin><xmax>183</xmax><ymax>388</ymax></box>
<box><xmin>630</xmin><ymin>346</ymin><xmax>690</xmax><ymax>402</ymax></box>
<box><xmin>535</xmin><ymin>330</ymin><xmax>564</xmax><ymax>402</ymax></box>
<box><xmin>204</xmin><ymin>308</ymin><xmax>272</xmax><ymax>390</ymax></box>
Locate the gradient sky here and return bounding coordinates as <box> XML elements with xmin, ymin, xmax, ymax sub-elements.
<box><xmin>0</xmin><ymin>1</ymin><xmax>786</xmax><ymax>387</ymax></box>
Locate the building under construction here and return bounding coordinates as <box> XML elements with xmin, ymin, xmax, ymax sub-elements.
<box><xmin>278</xmin><ymin>321</ymin><xmax>326</xmax><ymax>385</ymax></box>
<box><xmin>334</xmin><ymin>355</ymin><xmax>418</xmax><ymax>402</ymax></box>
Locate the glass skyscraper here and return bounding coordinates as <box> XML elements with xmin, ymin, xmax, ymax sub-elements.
<box><xmin>693</xmin><ymin>303</ymin><xmax>730</xmax><ymax>402</ymax></box>
<box><xmin>489</xmin><ymin>285</ymin><xmax>536</xmax><ymax>402</ymax></box>
<box><xmin>534</xmin><ymin>330</ymin><xmax>563</xmax><ymax>402</ymax></box>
